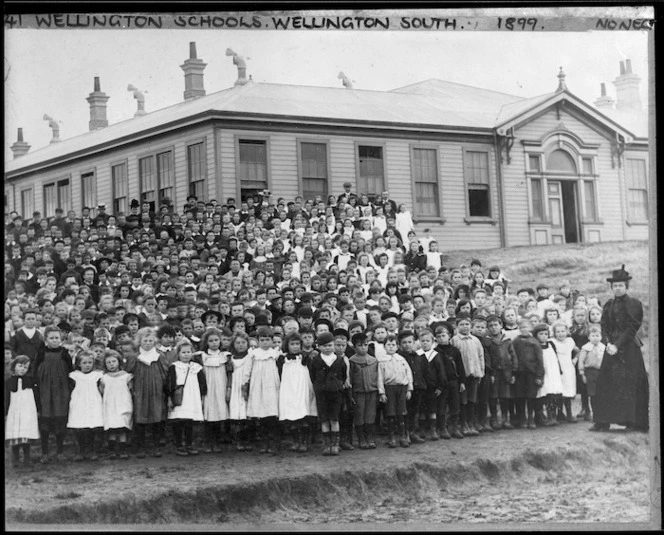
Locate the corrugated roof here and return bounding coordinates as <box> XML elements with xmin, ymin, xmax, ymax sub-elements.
<box><xmin>6</xmin><ymin>79</ymin><xmax>647</xmax><ymax>174</ymax></box>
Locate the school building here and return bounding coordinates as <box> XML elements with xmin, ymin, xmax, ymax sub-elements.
<box><xmin>5</xmin><ymin>42</ymin><xmax>649</xmax><ymax>249</ymax></box>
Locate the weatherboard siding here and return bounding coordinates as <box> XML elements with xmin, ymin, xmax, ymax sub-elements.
<box><xmin>507</xmin><ymin>108</ymin><xmax>628</xmax><ymax>245</ymax></box>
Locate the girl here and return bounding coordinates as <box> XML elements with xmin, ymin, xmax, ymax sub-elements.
<box><xmin>570</xmin><ymin>306</ymin><xmax>591</xmax><ymax>419</ymax></box>
<box><xmin>543</xmin><ymin>307</ymin><xmax>561</xmax><ymax>336</ymax></box>
<box><xmin>588</xmin><ymin>305</ymin><xmax>603</xmax><ymax>330</ymax></box>
<box><xmin>67</xmin><ymin>351</ymin><xmax>104</xmax><ymax>461</ymax></box>
<box><xmin>395</xmin><ymin>203</ymin><xmax>414</xmax><ymax>242</ymax></box>
<box><xmin>550</xmin><ymin>321</ymin><xmax>578</xmax><ymax>423</ymax></box>
<box><xmin>246</xmin><ymin>326</ymin><xmax>281</xmax><ymax>454</ymax></box>
<box><xmin>277</xmin><ymin>333</ymin><xmax>317</xmax><ymax>452</ymax></box>
<box><xmin>34</xmin><ymin>325</ymin><xmax>73</xmax><ymax>463</ymax></box>
<box><xmin>533</xmin><ymin>324</ymin><xmax>563</xmax><ymax>427</ymax></box>
<box><xmin>99</xmin><ymin>351</ymin><xmax>133</xmax><ymax>460</ymax></box>
<box><xmin>130</xmin><ymin>327</ymin><xmax>168</xmax><ymax>458</ymax></box>
<box><xmin>197</xmin><ymin>328</ymin><xmax>232</xmax><ymax>453</ymax></box>
<box><xmin>5</xmin><ymin>355</ymin><xmax>40</xmax><ymax>467</ymax></box>
<box><xmin>229</xmin><ymin>332</ymin><xmax>254</xmax><ymax>451</ymax></box>
<box><xmin>167</xmin><ymin>340</ymin><xmax>207</xmax><ymax>456</ymax></box>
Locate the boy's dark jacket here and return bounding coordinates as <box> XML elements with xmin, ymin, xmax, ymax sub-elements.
<box><xmin>433</xmin><ymin>343</ymin><xmax>466</xmax><ymax>383</ymax></box>
<box><xmin>512</xmin><ymin>334</ymin><xmax>544</xmax><ymax>379</ymax></box>
<box><xmin>309</xmin><ymin>354</ymin><xmax>347</xmax><ymax>392</ymax></box>
<box><xmin>399</xmin><ymin>350</ymin><xmax>430</xmax><ymax>391</ymax></box>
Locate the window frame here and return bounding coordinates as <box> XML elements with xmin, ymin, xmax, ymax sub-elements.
<box><xmin>186</xmin><ymin>138</ymin><xmax>208</xmax><ymax>202</ymax></box>
<box><xmin>462</xmin><ymin>147</ymin><xmax>495</xmax><ymax>224</ymax></box>
<box><xmin>624</xmin><ymin>157</ymin><xmax>649</xmax><ymax>224</ymax></box>
<box><xmin>42</xmin><ymin>176</ymin><xmax>71</xmax><ymax>218</ymax></box>
<box><xmin>297</xmin><ymin>138</ymin><xmax>330</xmax><ymax>204</ymax></box>
<box><xmin>355</xmin><ymin>141</ymin><xmax>387</xmax><ymax>203</ymax></box>
<box><xmin>137</xmin><ymin>146</ymin><xmax>176</xmax><ymax>209</ymax></box>
<box><xmin>80</xmin><ymin>169</ymin><xmax>97</xmax><ymax>217</ymax></box>
<box><xmin>409</xmin><ymin>143</ymin><xmax>445</xmax><ymax>222</ymax></box>
<box><xmin>111</xmin><ymin>160</ymin><xmax>129</xmax><ymax>215</ymax></box>
<box><xmin>234</xmin><ymin>135</ymin><xmax>271</xmax><ymax>203</ymax></box>
<box><xmin>20</xmin><ymin>187</ymin><xmax>34</xmax><ymax>219</ymax></box>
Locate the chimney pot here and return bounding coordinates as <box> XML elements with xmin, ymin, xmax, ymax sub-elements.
<box><xmin>181</xmin><ymin>42</ymin><xmax>207</xmax><ymax>100</ymax></box>
<box><xmin>11</xmin><ymin>127</ymin><xmax>31</xmax><ymax>158</ymax></box>
<box><xmin>87</xmin><ymin>76</ymin><xmax>110</xmax><ymax>130</ymax></box>
<box><xmin>600</xmin><ymin>83</ymin><xmax>606</xmax><ymax>96</ymax></box>
<box><xmin>620</xmin><ymin>61</ymin><xmax>626</xmax><ymax>75</ymax></box>
<box><xmin>626</xmin><ymin>59</ymin><xmax>632</xmax><ymax>73</ymax></box>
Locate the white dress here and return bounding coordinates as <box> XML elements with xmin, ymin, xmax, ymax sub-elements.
<box><xmin>229</xmin><ymin>353</ymin><xmax>253</xmax><ymax>420</ymax></box>
<box><xmin>278</xmin><ymin>355</ymin><xmax>318</xmax><ymax>421</ymax></box>
<box><xmin>100</xmin><ymin>371</ymin><xmax>134</xmax><ymax>430</ymax></box>
<box><xmin>202</xmin><ymin>350</ymin><xmax>230</xmax><ymax>422</ymax></box>
<box><xmin>168</xmin><ymin>361</ymin><xmax>204</xmax><ymax>422</ymax></box>
<box><xmin>551</xmin><ymin>338</ymin><xmax>577</xmax><ymax>398</ymax></box>
<box><xmin>67</xmin><ymin>370</ymin><xmax>104</xmax><ymax>429</ymax></box>
<box><xmin>5</xmin><ymin>379</ymin><xmax>40</xmax><ymax>444</ymax></box>
<box><xmin>246</xmin><ymin>347</ymin><xmax>280</xmax><ymax>419</ymax></box>
<box><xmin>537</xmin><ymin>342</ymin><xmax>563</xmax><ymax>398</ymax></box>
<box><xmin>395</xmin><ymin>211</ymin><xmax>414</xmax><ymax>240</ymax></box>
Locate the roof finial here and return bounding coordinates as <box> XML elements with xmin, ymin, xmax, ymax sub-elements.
<box><xmin>338</xmin><ymin>71</ymin><xmax>354</xmax><ymax>89</ymax></box>
<box><xmin>557</xmin><ymin>66</ymin><xmax>567</xmax><ymax>92</ymax></box>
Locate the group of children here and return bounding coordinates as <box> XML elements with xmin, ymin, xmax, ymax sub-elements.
<box><xmin>5</xmin><ymin>187</ymin><xmax>608</xmax><ymax>467</ymax></box>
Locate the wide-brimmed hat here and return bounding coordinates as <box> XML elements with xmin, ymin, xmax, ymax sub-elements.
<box><xmin>607</xmin><ymin>264</ymin><xmax>632</xmax><ymax>283</ymax></box>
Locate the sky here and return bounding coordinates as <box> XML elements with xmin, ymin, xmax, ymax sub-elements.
<box><xmin>4</xmin><ymin>17</ymin><xmax>651</xmax><ymax>161</ymax></box>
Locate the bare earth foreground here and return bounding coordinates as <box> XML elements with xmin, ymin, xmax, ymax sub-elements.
<box><xmin>5</xmin><ymin>406</ymin><xmax>653</xmax><ymax>529</ymax></box>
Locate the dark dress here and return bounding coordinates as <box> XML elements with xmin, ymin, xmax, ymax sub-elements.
<box><xmin>11</xmin><ymin>329</ymin><xmax>45</xmax><ymax>362</ymax></box>
<box><xmin>594</xmin><ymin>294</ymin><xmax>649</xmax><ymax>429</ymax></box>
<box><xmin>34</xmin><ymin>346</ymin><xmax>73</xmax><ymax>421</ymax></box>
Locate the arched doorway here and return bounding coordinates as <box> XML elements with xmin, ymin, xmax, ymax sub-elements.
<box><xmin>546</xmin><ymin>149</ymin><xmax>580</xmax><ymax>244</ymax></box>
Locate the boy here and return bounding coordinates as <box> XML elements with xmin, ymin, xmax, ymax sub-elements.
<box><xmin>433</xmin><ymin>322</ymin><xmax>465</xmax><ymax>439</ymax></box>
<box><xmin>418</xmin><ymin>328</ymin><xmax>448</xmax><ymax>439</ymax></box>
<box><xmin>333</xmin><ymin>329</ymin><xmax>354</xmax><ymax>450</ymax></box>
<box><xmin>399</xmin><ymin>330</ymin><xmax>430</xmax><ymax>444</ymax></box>
<box><xmin>309</xmin><ymin>332</ymin><xmax>347</xmax><ymax>456</ymax></box>
<box><xmin>486</xmin><ymin>315</ymin><xmax>518</xmax><ymax>430</ymax></box>
<box><xmin>511</xmin><ymin>319</ymin><xmax>544</xmax><ymax>429</ymax></box>
<box><xmin>348</xmin><ymin>333</ymin><xmax>379</xmax><ymax>449</ymax></box>
<box><xmin>451</xmin><ymin>314</ymin><xmax>485</xmax><ymax>437</ymax></box>
<box><xmin>156</xmin><ymin>324</ymin><xmax>177</xmax><ymax>364</ymax></box>
<box><xmin>377</xmin><ymin>334</ymin><xmax>413</xmax><ymax>448</ymax></box>
<box><xmin>470</xmin><ymin>316</ymin><xmax>494</xmax><ymax>433</ymax></box>
<box><xmin>577</xmin><ymin>325</ymin><xmax>606</xmax><ymax>422</ymax></box>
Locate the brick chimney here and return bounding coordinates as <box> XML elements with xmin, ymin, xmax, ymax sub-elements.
<box><xmin>10</xmin><ymin>128</ymin><xmax>31</xmax><ymax>158</ymax></box>
<box><xmin>180</xmin><ymin>42</ymin><xmax>207</xmax><ymax>100</ymax></box>
<box><xmin>86</xmin><ymin>76</ymin><xmax>110</xmax><ymax>130</ymax></box>
<box><xmin>594</xmin><ymin>83</ymin><xmax>614</xmax><ymax>110</ymax></box>
<box><xmin>613</xmin><ymin>59</ymin><xmax>641</xmax><ymax>112</ymax></box>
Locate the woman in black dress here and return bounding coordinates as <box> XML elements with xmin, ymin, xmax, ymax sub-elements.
<box><xmin>590</xmin><ymin>265</ymin><xmax>649</xmax><ymax>432</ymax></box>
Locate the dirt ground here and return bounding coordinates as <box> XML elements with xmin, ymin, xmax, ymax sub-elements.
<box><xmin>5</xmin><ymin>398</ymin><xmax>656</xmax><ymax>529</ymax></box>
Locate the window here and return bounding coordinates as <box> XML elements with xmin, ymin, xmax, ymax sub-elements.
<box><xmin>81</xmin><ymin>172</ymin><xmax>96</xmax><ymax>212</ymax></box>
<box><xmin>546</xmin><ymin>149</ymin><xmax>577</xmax><ymax>173</ymax></box>
<box><xmin>43</xmin><ymin>178</ymin><xmax>70</xmax><ymax>218</ymax></box>
<box><xmin>300</xmin><ymin>142</ymin><xmax>328</xmax><ymax>203</ymax></box>
<box><xmin>464</xmin><ymin>150</ymin><xmax>491</xmax><ymax>217</ymax></box>
<box><xmin>528</xmin><ymin>155</ymin><xmax>541</xmax><ymax>173</ymax></box>
<box><xmin>238</xmin><ymin>139</ymin><xmax>268</xmax><ymax>189</ymax></box>
<box><xmin>625</xmin><ymin>158</ymin><xmax>648</xmax><ymax>221</ymax></box>
<box><xmin>531</xmin><ymin>178</ymin><xmax>544</xmax><ymax>221</ymax></box>
<box><xmin>139</xmin><ymin>150</ymin><xmax>174</xmax><ymax>208</ymax></box>
<box><xmin>411</xmin><ymin>147</ymin><xmax>440</xmax><ymax>217</ymax></box>
<box><xmin>582</xmin><ymin>157</ymin><xmax>594</xmax><ymax>175</ymax></box>
<box><xmin>358</xmin><ymin>145</ymin><xmax>384</xmax><ymax>200</ymax></box>
<box><xmin>20</xmin><ymin>189</ymin><xmax>34</xmax><ymax>219</ymax></box>
<box><xmin>583</xmin><ymin>181</ymin><xmax>598</xmax><ymax>222</ymax></box>
<box><xmin>187</xmin><ymin>142</ymin><xmax>206</xmax><ymax>200</ymax></box>
<box><xmin>112</xmin><ymin>162</ymin><xmax>128</xmax><ymax>214</ymax></box>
